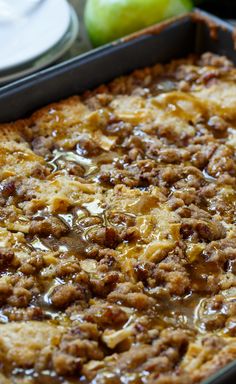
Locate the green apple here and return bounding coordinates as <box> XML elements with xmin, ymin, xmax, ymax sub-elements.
<box><xmin>84</xmin><ymin>0</ymin><xmax>193</xmax><ymax>47</ymax></box>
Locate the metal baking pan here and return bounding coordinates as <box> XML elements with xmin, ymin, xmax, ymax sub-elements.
<box><xmin>0</xmin><ymin>8</ymin><xmax>236</xmax><ymax>384</ymax></box>
<box><xmin>0</xmin><ymin>9</ymin><xmax>236</xmax><ymax>124</ymax></box>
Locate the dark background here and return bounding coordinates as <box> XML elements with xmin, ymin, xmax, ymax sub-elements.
<box><xmin>197</xmin><ymin>0</ymin><xmax>236</xmax><ymax>18</ymax></box>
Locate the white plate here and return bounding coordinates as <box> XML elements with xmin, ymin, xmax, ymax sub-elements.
<box><xmin>0</xmin><ymin>4</ymin><xmax>79</xmax><ymax>84</ymax></box>
<box><xmin>0</xmin><ymin>0</ymin><xmax>77</xmax><ymax>72</ymax></box>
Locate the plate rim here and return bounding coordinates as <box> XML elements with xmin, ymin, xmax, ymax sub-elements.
<box><xmin>0</xmin><ymin>4</ymin><xmax>79</xmax><ymax>84</ymax></box>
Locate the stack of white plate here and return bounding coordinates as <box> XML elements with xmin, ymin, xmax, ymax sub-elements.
<box><xmin>0</xmin><ymin>0</ymin><xmax>79</xmax><ymax>84</ymax></box>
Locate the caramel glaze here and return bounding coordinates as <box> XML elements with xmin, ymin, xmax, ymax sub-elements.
<box><xmin>0</xmin><ymin>52</ymin><xmax>235</xmax><ymax>383</ymax></box>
